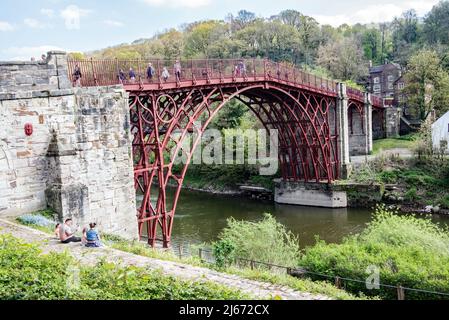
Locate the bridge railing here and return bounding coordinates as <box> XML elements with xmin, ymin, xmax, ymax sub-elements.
<box><xmin>68</xmin><ymin>58</ymin><xmax>342</xmax><ymax>96</ymax></box>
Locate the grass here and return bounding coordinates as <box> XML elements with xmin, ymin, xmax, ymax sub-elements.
<box><xmin>0</xmin><ymin>234</ymin><xmax>249</xmax><ymax>300</ymax></box>
<box><xmin>15</xmin><ymin>211</ymin><xmax>356</xmax><ymax>300</ymax></box>
<box><xmin>349</xmin><ymin>155</ymin><xmax>449</xmax><ymax>208</ymax></box>
<box><xmin>372</xmin><ymin>135</ymin><xmax>417</xmax><ymax>155</ymax></box>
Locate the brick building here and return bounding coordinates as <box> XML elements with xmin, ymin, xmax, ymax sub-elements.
<box><xmin>368</xmin><ymin>63</ymin><xmax>402</xmax><ymax>104</ymax></box>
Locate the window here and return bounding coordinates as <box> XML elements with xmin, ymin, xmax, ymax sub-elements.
<box><xmin>373</xmin><ymin>84</ymin><xmax>381</xmax><ymax>92</ymax></box>
<box><xmin>388</xmin><ymin>83</ymin><xmax>394</xmax><ymax>90</ymax></box>
<box><xmin>399</xmin><ymin>82</ymin><xmax>405</xmax><ymax>90</ymax></box>
<box><xmin>373</xmin><ymin>77</ymin><xmax>380</xmax><ymax>84</ymax></box>
<box><xmin>388</xmin><ymin>75</ymin><xmax>394</xmax><ymax>82</ymax></box>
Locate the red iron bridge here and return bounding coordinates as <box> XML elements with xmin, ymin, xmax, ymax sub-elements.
<box><xmin>68</xmin><ymin>58</ymin><xmax>384</xmax><ymax>247</ymax></box>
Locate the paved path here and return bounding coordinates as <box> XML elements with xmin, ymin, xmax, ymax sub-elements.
<box><xmin>351</xmin><ymin>148</ymin><xmax>413</xmax><ymax>165</ymax></box>
<box><xmin>0</xmin><ymin>218</ymin><xmax>330</xmax><ymax>300</ymax></box>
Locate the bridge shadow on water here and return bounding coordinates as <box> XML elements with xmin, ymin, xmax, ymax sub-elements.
<box><xmin>137</xmin><ymin>187</ymin><xmax>374</xmax><ymax>249</ymax></box>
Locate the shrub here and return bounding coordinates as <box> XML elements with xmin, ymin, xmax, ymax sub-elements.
<box><xmin>439</xmin><ymin>195</ymin><xmax>449</xmax><ymax>209</ymax></box>
<box><xmin>300</xmin><ymin>205</ymin><xmax>449</xmax><ymax>299</ymax></box>
<box><xmin>213</xmin><ymin>213</ymin><xmax>301</xmax><ymax>268</ymax></box>
<box><xmin>404</xmin><ymin>187</ymin><xmax>418</xmax><ymax>202</ymax></box>
<box><xmin>17</xmin><ymin>214</ymin><xmax>55</xmax><ymax>228</ymax></box>
<box><xmin>0</xmin><ymin>234</ymin><xmax>248</xmax><ymax>300</ymax></box>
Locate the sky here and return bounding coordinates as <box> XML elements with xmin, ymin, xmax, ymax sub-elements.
<box><xmin>0</xmin><ymin>0</ymin><xmax>441</xmax><ymax>60</ymax></box>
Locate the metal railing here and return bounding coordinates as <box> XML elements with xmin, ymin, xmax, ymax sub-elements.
<box><xmin>168</xmin><ymin>242</ymin><xmax>449</xmax><ymax>300</ymax></box>
<box><xmin>68</xmin><ymin>58</ymin><xmax>341</xmax><ymax>96</ymax></box>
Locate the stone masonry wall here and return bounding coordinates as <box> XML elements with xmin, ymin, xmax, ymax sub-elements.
<box><xmin>0</xmin><ymin>52</ymin><xmax>137</xmax><ymax>239</ymax></box>
<box><xmin>348</xmin><ymin>107</ymin><xmax>368</xmax><ymax>156</ymax></box>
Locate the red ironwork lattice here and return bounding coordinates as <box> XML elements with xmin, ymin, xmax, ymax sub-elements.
<box><xmin>68</xmin><ymin>58</ymin><xmax>379</xmax><ymax>247</ymax></box>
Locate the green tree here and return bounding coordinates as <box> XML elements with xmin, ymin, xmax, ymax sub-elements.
<box><xmin>404</xmin><ymin>49</ymin><xmax>449</xmax><ymax>120</ymax></box>
<box><xmin>424</xmin><ymin>1</ymin><xmax>449</xmax><ymax>45</ymax></box>
<box><xmin>159</xmin><ymin>29</ymin><xmax>184</xmax><ymax>60</ymax></box>
<box><xmin>316</xmin><ymin>36</ymin><xmax>368</xmax><ymax>81</ymax></box>
<box><xmin>362</xmin><ymin>28</ymin><xmax>382</xmax><ymax>64</ymax></box>
<box><xmin>185</xmin><ymin>21</ymin><xmax>229</xmax><ymax>58</ymax></box>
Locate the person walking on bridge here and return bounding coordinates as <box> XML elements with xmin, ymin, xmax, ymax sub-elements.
<box><xmin>174</xmin><ymin>60</ymin><xmax>182</xmax><ymax>82</ymax></box>
<box><xmin>129</xmin><ymin>68</ymin><xmax>136</xmax><ymax>83</ymax></box>
<box><xmin>162</xmin><ymin>67</ymin><xmax>170</xmax><ymax>82</ymax></box>
<box><xmin>146</xmin><ymin>63</ymin><xmax>155</xmax><ymax>82</ymax></box>
<box><xmin>72</xmin><ymin>63</ymin><xmax>82</xmax><ymax>87</ymax></box>
<box><xmin>118</xmin><ymin>69</ymin><xmax>126</xmax><ymax>84</ymax></box>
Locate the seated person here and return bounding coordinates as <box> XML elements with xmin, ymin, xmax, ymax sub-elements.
<box><xmin>85</xmin><ymin>223</ymin><xmax>102</xmax><ymax>248</ymax></box>
<box><xmin>59</xmin><ymin>218</ymin><xmax>82</xmax><ymax>243</ymax></box>
<box><xmin>54</xmin><ymin>223</ymin><xmax>61</xmax><ymax>239</ymax></box>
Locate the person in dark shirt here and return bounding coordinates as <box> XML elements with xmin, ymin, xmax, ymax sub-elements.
<box><xmin>146</xmin><ymin>63</ymin><xmax>155</xmax><ymax>82</ymax></box>
<box><xmin>118</xmin><ymin>69</ymin><xmax>126</xmax><ymax>83</ymax></box>
<box><xmin>129</xmin><ymin>68</ymin><xmax>136</xmax><ymax>83</ymax></box>
<box><xmin>73</xmin><ymin>63</ymin><xmax>82</xmax><ymax>87</ymax></box>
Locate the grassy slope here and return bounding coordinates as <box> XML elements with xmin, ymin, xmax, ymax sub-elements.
<box><xmin>14</xmin><ymin>212</ymin><xmax>357</xmax><ymax>300</ymax></box>
<box><xmin>372</xmin><ymin>134</ymin><xmax>417</xmax><ymax>155</ymax></box>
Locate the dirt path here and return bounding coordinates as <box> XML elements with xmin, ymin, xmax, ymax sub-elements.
<box><xmin>0</xmin><ymin>218</ymin><xmax>331</xmax><ymax>300</ymax></box>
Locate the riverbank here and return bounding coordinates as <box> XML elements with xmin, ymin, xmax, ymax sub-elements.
<box><xmin>175</xmin><ymin>153</ymin><xmax>449</xmax><ymax>216</ymax></box>
<box><xmin>0</xmin><ymin>218</ymin><xmax>342</xmax><ymax>300</ymax></box>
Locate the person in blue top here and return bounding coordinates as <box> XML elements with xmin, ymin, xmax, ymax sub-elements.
<box><xmin>118</xmin><ymin>69</ymin><xmax>126</xmax><ymax>83</ymax></box>
<box><xmin>85</xmin><ymin>222</ymin><xmax>102</xmax><ymax>248</ymax></box>
<box><xmin>129</xmin><ymin>68</ymin><xmax>136</xmax><ymax>83</ymax></box>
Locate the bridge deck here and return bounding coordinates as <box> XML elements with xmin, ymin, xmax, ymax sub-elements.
<box><xmin>68</xmin><ymin>58</ymin><xmax>383</xmax><ymax>108</ymax></box>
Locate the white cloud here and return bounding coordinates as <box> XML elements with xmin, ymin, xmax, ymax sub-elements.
<box><xmin>0</xmin><ymin>21</ymin><xmax>14</xmax><ymax>32</ymax></box>
<box><xmin>1</xmin><ymin>45</ymin><xmax>68</xmax><ymax>61</ymax></box>
<box><xmin>103</xmin><ymin>19</ymin><xmax>124</xmax><ymax>27</ymax></box>
<box><xmin>60</xmin><ymin>5</ymin><xmax>91</xmax><ymax>30</ymax></box>
<box><xmin>24</xmin><ymin>18</ymin><xmax>47</xmax><ymax>29</ymax></box>
<box><xmin>312</xmin><ymin>0</ymin><xmax>440</xmax><ymax>27</ymax></box>
<box><xmin>41</xmin><ymin>9</ymin><xmax>55</xmax><ymax>18</ymax></box>
<box><xmin>142</xmin><ymin>0</ymin><xmax>211</xmax><ymax>8</ymax></box>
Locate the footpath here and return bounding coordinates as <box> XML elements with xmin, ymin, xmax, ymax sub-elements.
<box><xmin>0</xmin><ymin>218</ymin><xmax>330</xmax><ymax>300</ymax></box>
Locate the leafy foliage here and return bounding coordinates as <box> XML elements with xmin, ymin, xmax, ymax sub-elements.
<box><xmin>0</xmin><ymin>234</ymin><xmax>248</xmax><ymax>300</ymax></box>
<box><xmin>300</xmin><ymin>205</ymin><xmax>449</xmax><ymax>299</ymax></box>
<box><xmin>213</xmin><ymin>213</ymin><xmax>301</xmax><ymax>267</ymax></box>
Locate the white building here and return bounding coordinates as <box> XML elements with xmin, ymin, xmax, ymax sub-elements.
<box><xmin>432</xmin><ymin>111</ymin><xmax>449</xmax><ymax>153</ymax></box>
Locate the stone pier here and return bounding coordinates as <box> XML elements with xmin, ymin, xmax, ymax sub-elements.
<box><xmin>0</xmin><ymin>52</ymin><xmax>137</xmax><ymax>239</ymax></box>
<box><xmin>274</xmin><ymin>180</ymin><xmax>347</xmax><ymax>208</ymax></box>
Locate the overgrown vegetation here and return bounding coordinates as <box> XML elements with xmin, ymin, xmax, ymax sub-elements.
<box><xmin>14</xmin><ymin>212</ymin><xmax>355</xmax><ymax>300</ymax></box>
<box><xmin>351</xmin><ymin>156</ymin><xmax>449</xmax><ymax>208</ymax></box>
<box><xmin>212</xmin><ymin>214</ymin><xmax>301</xmax><ymax>268</ymax></box>
<box><xmin>300</xmin><ymin>205</ymin><xmax>449</xmax><ymax>299</ymax></box>
<box><xmin>372</xmin><ymin>134</ymin><xmax>417</xmax><ymax>155</ymax></box>
<box><xmin>0</xmin><ymin>234</ymin><xmax>248</xmax><ymax>300</ymax></box>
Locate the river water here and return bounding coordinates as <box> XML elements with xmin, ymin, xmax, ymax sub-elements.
<box><xmin>139</xmin><ymin>188</ymin><xmax>449</xmax><ymax>249</ymax></box>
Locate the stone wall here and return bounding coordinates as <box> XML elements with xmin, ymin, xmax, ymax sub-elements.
<box><xmin>348</xmin><ymin>107</ymin><xmax>368</xmax><ymax>156</ymax></box>
<box><xmin>385</xmin><ymin>106</ymin><xmax>402</xmax><ymax>138</ymax></box>
<box><xmin>0</xmin><ymin>52</ymin><xmax>137</xmax><ymax>239</ymax></box>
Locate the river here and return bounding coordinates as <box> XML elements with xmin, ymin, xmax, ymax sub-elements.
<box><xmin>139</xmin><ymin>188</ymin><xmax>449</xmax><ymax>249</ymax></box>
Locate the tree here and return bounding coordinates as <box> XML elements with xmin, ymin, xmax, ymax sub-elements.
<box><xmin>228</xmin><ymin>10</ymin><xmax>256</xmax><ymax>32</ymax></box>
<box><xmin>424</xmin><ymin>1</ymin><xmax>449</xmax><ymax>45</ymax></box>
<box><xmin>404</xmin><ymin>49</ymin><xmax>449</xmax><ymax>120</ymax></box>
<box><xmin>391</xmin><ymin>10</ymin><xmax>420</xmax><ymax>65</ymax></box>
<box><xmin>159</xmin><ymin>29</ymin><xmax>184</xmax><ymax>60</ymax></box>
<box><xmin>362</xmin><ymin>28</ymin><xmax>382</xmax><ymax>64</ymax></box>
<box><xmin>316</xmin><ymin>36</ymin><xmax>368</xmax><ymax>81</ymax></box>
<box><xmin>275</xmin><ymin>10</ymin><xmax>320</xmax><ymax>65</ymax></box>
<box><xmin>184</xmin><ymin>21</ymin><xmax>229</xmax><ymax>58</ymax></box>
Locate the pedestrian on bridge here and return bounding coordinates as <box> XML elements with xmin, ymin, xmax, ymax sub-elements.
<box><xmin>72</xmin><ymin>63</ymin><xmax>82</xmax><ymax>87</ymax></box>
<box><xmin>174</xmin><ymin>60</ymin><xmax>182</xmax><ymax>82</ymax></box>
<box><xmin>162</xmin><ymin>67</ymin><xmax>170</xmax><ymax>82</ymax></box>
<box><xmin>118</xmin><ymin>69</ymin><xmax>126</xmax><ymax>83</ymax></box>
<box><xmin>146</xmin><ymin>63</ymin><xmax>155</xmax><ymax>82</ymax></box>
<box><xmin>129</xmin><ymin>68</ymin><xmax>136</xmax><ymax>83</ymax></box>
